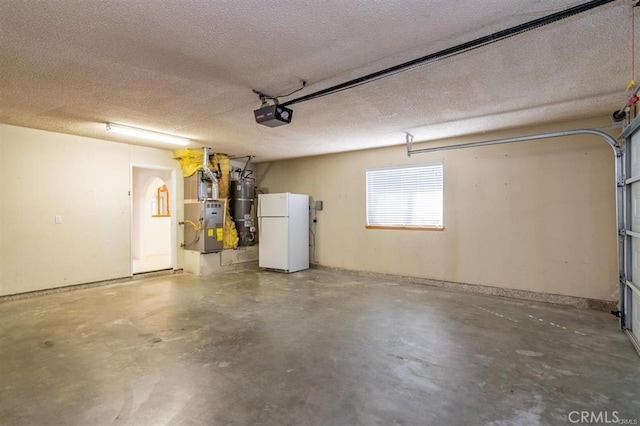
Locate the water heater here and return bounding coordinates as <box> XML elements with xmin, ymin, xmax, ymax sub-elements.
<box><xmin>230</xmin><ymin>178</ymin><xmax>256</xmax><ymax>246</ymax></box>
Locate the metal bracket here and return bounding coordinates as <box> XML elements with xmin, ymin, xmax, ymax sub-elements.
<box><xmin>252</xmin><ymin>89</ymin><xmax>279</xmax><ymax>106</ymax></box>
<box><xmin>405</xmin><ymin>132</ymin><xmax>414</xmax><ymax>157</ymax></box>
<box><xmin>611</xmin><ymin>310</ymin><xmax>625</xmax><ymax>327</ymax></box>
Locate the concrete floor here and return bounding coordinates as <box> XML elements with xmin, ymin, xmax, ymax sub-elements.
<box><xmin>0</xmin><ymin>269</ymin><xmax>638</xmax><ymax>425</ymax></box>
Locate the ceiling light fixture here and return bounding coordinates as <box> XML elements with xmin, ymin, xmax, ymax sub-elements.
<box><xmin>106</xmin><ymin>123</ymin><xmax>190</xmax><ymax>146</ymax></box>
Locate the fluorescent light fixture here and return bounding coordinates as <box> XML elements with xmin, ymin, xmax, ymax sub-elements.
<box><xmin>106</xmin><ymin>123</ymin><xmax>190</xmax><ymax>146</ymax></box>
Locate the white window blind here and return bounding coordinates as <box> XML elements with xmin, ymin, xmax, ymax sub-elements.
<box><xmin>366</xmin><ymin>163</ymin><xmax>443</xmax><ymax>228</ymax></box>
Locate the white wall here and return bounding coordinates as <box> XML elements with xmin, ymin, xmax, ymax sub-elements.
<box><xmin>256</xmin><ymin>117</ymin><xmax>618</xmax><ymax>301</ymax></box>
<box><xmin>0</xmin><ymin>124</ymin><xmax>183</xmax><ymax>296</ymax></box>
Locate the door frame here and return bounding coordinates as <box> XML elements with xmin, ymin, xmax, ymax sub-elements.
<box><xmin>130</xmin><ymin>164</ymin><xmax>178</xmax><ymax>275</ymax></box>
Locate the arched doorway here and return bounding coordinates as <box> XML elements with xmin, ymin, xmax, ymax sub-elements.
<box><xmin>132</xmin><ymin>167</ymin><xmax>173</xmax><ymax>273</ymax></box>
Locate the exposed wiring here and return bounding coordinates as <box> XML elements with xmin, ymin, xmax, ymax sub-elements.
<box><xmin>277</xmin><ymin>80</ymin><xmax>307</xmax><ymax>98</ymax></box>
<box><xmin>252</xmin><ymin>90</ymin><xmax>278</xmax><ymax>105</ymax></box>
<box><xmin>309</xmin><ymin>201</ymin><xmax>320</xmax><ymax>264</ymax></box>
<box><xmin>252</xmin><ymin>80</ymin><xmax>307</xmax><ymax>106</ymax></box>
<box><xmin>180</xmin><ymin>213</ymin><xmax>204</xmax><ymax>248</ymax></box>
<box><xmin>309</xmin><ymin>225</ymin><xmax>316</xmax><ymax>264</ymax></box>
<box><xmin>184</xmin><ymin>220</ymin><xmax>202</xmax><ymax>231</ymax></box>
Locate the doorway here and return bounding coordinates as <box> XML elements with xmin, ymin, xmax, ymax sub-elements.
<box><xmin>132</xmin><ymin>166</ymin><xmax>175</xmax><ymax>274</ymax></box>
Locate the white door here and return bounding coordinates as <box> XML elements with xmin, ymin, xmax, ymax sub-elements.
<box><xmin>259</xmin><ymin>217</ymin><xmax>289</xmax><ymax>270</ymax></box>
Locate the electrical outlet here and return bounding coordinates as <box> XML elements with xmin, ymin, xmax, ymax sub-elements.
<box><xmin>55</xmin><ymin>215</ymin><xmax>62</xmax><ymax>224</ymax></box>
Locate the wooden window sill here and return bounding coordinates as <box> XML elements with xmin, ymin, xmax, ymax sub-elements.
<box><xmin>365</xmin><ymin>225</ymin><xmax>444</xmax><ymax>231</ymax></box>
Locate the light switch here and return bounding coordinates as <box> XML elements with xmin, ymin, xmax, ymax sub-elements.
<box><xmin>55</xmin><ymin>215</ymin><xmax>62</xmax><ymax>224</ymax></box>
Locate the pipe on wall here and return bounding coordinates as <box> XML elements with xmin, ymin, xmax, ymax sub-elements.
<box><xmin>241</xmin><ymin>155</ymin><xmax>254</xmax><ymax>178</ymax></box>
<box><xmin>406</xmin><ymin>129</ymin><xmax>625</xmax><ymax>329</ymax></box>
<box><xmin>202</xmin><ymin>147</ymin><xmax>219</xmax><ymax>199</ymax></box>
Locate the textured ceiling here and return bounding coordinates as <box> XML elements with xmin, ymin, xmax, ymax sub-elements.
<box><xmin>0</xmin><ymin>0</ymin><xmax>632</xmax><ymax>161</ymax></box>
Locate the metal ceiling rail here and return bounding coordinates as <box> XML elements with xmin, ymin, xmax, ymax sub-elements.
<box><xmin>281</xmin><ymin>0</ymin><xmax>616</xmax><ymax>107</ymax></box>
<box><xmin>406</xmin><ymin>129</ymin><xmax>622</xmax><ymax>156</ymax></box>
<box><xmin>406</xmin><ymin>128</ymin><xmax>626</xmax><ymax>330</ymax></box>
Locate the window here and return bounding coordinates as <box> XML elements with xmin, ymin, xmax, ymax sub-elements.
<box><xmin>152</xmin><ymin>184</ymin><xmax>170</xmax><ymax>217</ymax></box>
<box><xmin>366</xmin><ymin>163</ymin><xmax>443</xmax><ymax>229</ymax></box>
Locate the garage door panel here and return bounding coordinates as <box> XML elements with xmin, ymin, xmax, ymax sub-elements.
<box><xmin>632</xmin><ymin>183</ymin><xmax>640</xmax><ymax>232</ymax></box>
<box><xmin>630</xmin><ymin>285</ymin><xmax>640</xmax><ymax>351</ymax></box>
<box><xmin>626</xmin><ymin>125</ymin><xmax>640</xmax><ymax>355</ymax></box>
<box><xmin>631</xmin><ymin>132</ymin><xmax>640</xmax><ymax>178</ymax></box>
<box><xmin>631</xmin><ymin>238</ymin><xmax>640</xmax><ymax>284</ymax></box>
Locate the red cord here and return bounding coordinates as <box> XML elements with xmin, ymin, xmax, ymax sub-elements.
<box><xmin>633</xmin><ymin>2</ymin><xmax>636</xmax><ymax>84</ymax></box>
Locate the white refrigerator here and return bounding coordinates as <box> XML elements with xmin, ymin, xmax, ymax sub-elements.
<box><xmin>258</xmin><ymin>193</ymin><xmax>309</xmax><ymax>273</ymax></box>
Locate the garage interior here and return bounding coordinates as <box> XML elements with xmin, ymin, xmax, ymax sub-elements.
<box><xmin>1</xmin><ymin>1</ymin><xmax>640</xmax><ymax>424</ymax></box>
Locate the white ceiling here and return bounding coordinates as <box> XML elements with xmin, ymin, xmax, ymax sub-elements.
<box><xmin>0</xmin><ymin>0</ymin><xmax>631</xmax><ymax>161</ymax></box>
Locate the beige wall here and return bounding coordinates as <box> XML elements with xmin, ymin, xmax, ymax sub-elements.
<box><xmin>0</xmin><ymin>124</ymin><xmax>183</xmax><ymax>296</ymax></box>
<box><xmin>256</xmin><ymin>117</ymin><xmax>618</xmax><ymax>301</ymax></box>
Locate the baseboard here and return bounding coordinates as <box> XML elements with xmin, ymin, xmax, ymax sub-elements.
<box><xmin>0</xmin><ymin>269</ymin><xmax>182</xmax><ymax>302</ymax></box>
<box><xmin>311</xmin><ymin>264</ymin><xmax>617</xmax><ymax>312</ymax></box>
<box><xmin>2</xmin><ymin>265</ymin><xmax>618</xmax><ymax>313</ymax></box>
